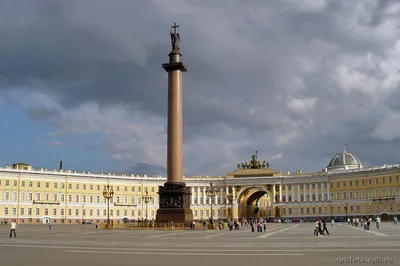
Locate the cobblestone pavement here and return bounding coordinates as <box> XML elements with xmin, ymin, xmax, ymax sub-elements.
<box><xmin>0</xmin><ymin>222</ymin><xmax>399</xmax><ymax>266</ymax></box>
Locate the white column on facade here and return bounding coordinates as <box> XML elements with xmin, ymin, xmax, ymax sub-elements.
<box><xmin>197</xmin><ymin>187</ymin><xmax>200</xmax><ymax>205</ymax></box>
<box><xmin>285</xmin><ymin>186</ymin><xmax>288</xmax><ymax>202</ymax></box>
<box><xmin>273</xmin><ymin>185</ymin><xmax>276</xmax><ymax>203</ymax></box>
<box><xmin>309</xmin><ymin>183</ymin><xmax>312</xmax><ymax>201</ymax></box>
<box><xmin>321</xmin><ymin>183</ymin><xmax>324</xmax><ymax>201</ymax></box>
<box><xmin>191</xmin><ymin>187</ymin><xmax>194</xmax><ymax>204</ymax></box>
<box><xmin>327</xmin><ymin>182</ymin><xmax>330</xmax><ymax>201</ymax></box>
<box><xmin>203</xmin><ymin>187</ymin><xmax>206</xmax><ymax>204</ymax></box>
<box><xmin>297</xmin><ymin>184</ymin><xmax>300</xmax><ymax>202</ymax></box>
<box><xmin>315</xmin><ymin>183</ymin><xmax>318</xmax><ymax>201</ymax></box>
<box><xmin>291</xmin><ymin>185</ymin><xmax>294</xmax><ymax>203</ymax></box>
<box><xmin>232</xmin><ymin>186</ymin><xmax>236</xmax><ymax>200</ymax></box>
<box><xmin>225</xmin><ymin>187</ymin><xmax>229</xmax><ymax>204</ymax></box>
<box><xmin>279</xmin><ymin>184</ymin><xmax>282</xmax><ymax>203</ymax></box>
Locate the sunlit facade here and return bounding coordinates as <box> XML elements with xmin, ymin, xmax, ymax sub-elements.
<box><xmin>0</xmin><ymin>149</ymin><xmax>399</xmax><ymax>224</ymax></box>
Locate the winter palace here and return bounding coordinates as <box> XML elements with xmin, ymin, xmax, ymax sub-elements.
<box><xmin>0</xmin><ymin>149</ymin><xmax>399</xmax><ymax>224</ymax></box>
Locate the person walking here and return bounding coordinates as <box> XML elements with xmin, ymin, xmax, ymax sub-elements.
<box><xmin>9</xmin><ymin>220</ymin><xmax>16</xmax><ymax>238</ymax></box>
<box><xmin>48</xmin><ymin>221</ymin><xmax>52</xmax><ymax>230</ymax></box>
<box><xmin>322</xmin><ymin>219</ymin><xmax>330</xmax><ymax>235</ymax></box>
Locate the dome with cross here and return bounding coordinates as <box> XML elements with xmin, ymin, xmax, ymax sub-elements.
<box><xmin>327</xmin><ymin>146</ymin><xmax>362</xmax><ymax>172</ymax></box>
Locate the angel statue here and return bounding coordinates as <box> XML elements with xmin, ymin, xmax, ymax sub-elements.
<box><xmin>170</xmin><ymin>24</ymin><xmax>180</xmax><ymax>52</ymax></box>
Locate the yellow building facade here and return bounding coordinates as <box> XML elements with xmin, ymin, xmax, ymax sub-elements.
<box><xmin>0</xmin><ymin>150</ymin><xmax>399</xmax><ymax>224</ymax></box>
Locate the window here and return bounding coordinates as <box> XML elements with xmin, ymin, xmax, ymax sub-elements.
<box><xmin>36</xmin><ymin>193</ymin><xmax>40</xmax><ymax>200</ymax></box>
<box><xmin>53</xmin><ymin>209</ymin><xmax>57</xmax><ymax>216</ymax></box>
<box><xmin>46</xmin><ymin>182</ymin><xmax>49</xmax><ymax>188</ymax></box>
<box><xmin>61</xmin><ymin>209</ymin><xmax>64</xmax><ymax>216</ymax></box>
<box><xmin>28</xmin><ymin>192</ymin><xmax>32</xmax><ymax>201</ymax></box>
<box><xmin>20</xmin><ymin>208</ymin><xmax>24</xmax><ymax>215</ymax></box>
<box><xmin>54</xmin><ymin>183</ymin><xmax>57</xmax><ymax>188</ymax></box>
<box><xmin>29</xmin><ymin>182</ymin><xmax>32</xmax><ymax>187</ymax></box>
<box><xmin>5</xmin><ymin>180</ymin><xmax>9</xmax><ymax>186</ymax></box>
<box><xmin>13</xmin><ymin>180</ymin><xmax>17</xmax><ymax>186</ymax></box>
<box><xmin>83</xmin><ymin>184</ymin><xmax>86</xmax><ymax>189</ymax></box>
<box><xmin>75</xmin><ymin>195</ymin><xmax>79</xmax><ymax>202</ymax></box>
<box><xmin>336</xmin><ymin>192</ymin><xmax>340</xmax><ymax>200</ymax></box>
<box><xmin>4</xmin><ymin>207</ymin><xmax>8</xmax><ymax>215</ymax></box>
<box><xmin>300</xmin><ymin>195</ymin><xmax>304</xmax><ymax>202</ymax></box>
<box><xmin>45</xmin><ymin>193</ymin><xmax>49</xmax><ymax>201</ymax></box>
<box><xmin>28</xmin><ymin>208</ymin><xmax>32</xmax><ymax>215</ymax></box>
<box><xmin>53</xmin><ymin>193</ymin><xmax>57</xmax><ymax>201</ymax></box>
<box><xmin>37</xmin><ymin>182</ymin><xmax>40</xmax><ymax>188</ymax></box>
<box><xmin>76</xmin><ymin>184</ymin><xmax>79</xmax><ymax>189</ymax></box>
<box><xmin>349</xmin><ymin>181</ymin><xmax>352</xmax><ymax>186</ymax></box>
<box><xmin>90</xmin><ymin>185</ymin><xmax>93</xmax><ymax>190</ymax></box>
<box><xmin>68</xmin><ymin>209</ymin><xmax>71</xmax><ymax>216</ymax></box>
<box><xmin>75</xmin><ymin>209</ymin><xmax>79</xmax><ymax>216</ymax></box>
<box><xmin>300</xmin><ymin>184</ymin><xmax>304</xmax><ymax>189</ymax></box>
<box><xmin>45</xmin><ymin>208</ymin><xmax>48</xmax><ymax>215</ymax></box>
<box><xmin>36</xmin><ymin>208</ymin><xmax>40</xmax><ymax>215</ymax></box>
<box><xmin>12</xmin><ymin>208</ymin><xmax>16</xmax><ymax>215</ymax></box>
<box><xmin>349</xmin><ymin>191</ymin><xmax>353</xmax><ymax>200</ymax></box>
<box><xmin>21</xmin><ymin>181</ymin><xmax>25</xmax><ymax>187</ymax></box>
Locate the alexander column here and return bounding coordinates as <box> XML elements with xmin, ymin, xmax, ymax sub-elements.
<box><xmin>156</xmin><ymin>23</ymin><xmax>193</xmax><ymax>223</ymax></box>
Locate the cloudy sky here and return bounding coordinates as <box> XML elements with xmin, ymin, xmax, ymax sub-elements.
<box><xmin>0</xmin><ymin>0</ymin><xmax>399</xmax><ymax>176</ymax></box>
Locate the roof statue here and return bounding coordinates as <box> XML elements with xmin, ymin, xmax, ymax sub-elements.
<box><xmin>236</xmin><ymin>151</ymin><xmax>269</xmax><ymax>170</ymax></box>
<box><xmin>170</xmin><ymin>22</ymin><xmax>180</xmax><ymax>52</ymax></box>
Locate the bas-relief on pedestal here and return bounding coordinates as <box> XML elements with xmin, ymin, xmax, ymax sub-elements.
<box><xmin>157</xmin><ymin>182</ymin><xmax>193</xmax><ymax>222</ymax></box>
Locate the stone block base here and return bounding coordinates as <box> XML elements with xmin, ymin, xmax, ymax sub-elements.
<box><xmin>156</xmin><ymin>182</ymin><xmax>193</xmax><ymax>223</ymax></box>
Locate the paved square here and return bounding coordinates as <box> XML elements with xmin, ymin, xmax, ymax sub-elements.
<box><xmin>0</xmin><ymin>222</ymin><xmax>399</xmax><ymax>266</ymax></box>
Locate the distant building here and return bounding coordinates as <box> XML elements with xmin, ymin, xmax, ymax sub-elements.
<box><xmin>0</xmin><ymin>148</ymin><xmax>399</xmax><ymax>224</ymax></box>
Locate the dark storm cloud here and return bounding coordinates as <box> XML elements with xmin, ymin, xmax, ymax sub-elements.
<box><xmin>0</xmin><ymin>0</ymin><xmax>400</xmax><ymax>175</ymax></box>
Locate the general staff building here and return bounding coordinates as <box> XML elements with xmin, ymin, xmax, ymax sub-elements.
<box><xmin>0</xmin><ymin>149</ymin><xmax>399</xmax><ymax>224</ymax></box>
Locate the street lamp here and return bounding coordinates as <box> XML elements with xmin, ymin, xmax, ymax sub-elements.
<box><xmin>226</xmin><ymin>189</ymin><xmax>234</xmax><ymax>221</ymax></box>
<box><xmin>206</xmin><ymin>182</ymin><xmax>219</xmax><ymax>227</ymax></box>
<box><xmin>81</xmin><ymin>203</ymin><xmax>85</xmax><ymax>224</ymax></box>
<box><xmin>344</xmin><ymin>202</ymin><xmax>348</xmax><ymax>222</ymax></box>
<box><xmin>142</xmin><ymin>190</ymin><xmax>152</xmax><ymax>222</ymax></box>
<box><xmin>102</xmin><ymin>179</ymin><xmax>114</xmax><ymax>227</ymax></box>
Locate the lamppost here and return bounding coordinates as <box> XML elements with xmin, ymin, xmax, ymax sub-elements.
<box><xmin>102</xmin><ymin>179</ymin><xmax>114</xmax><ymax>226</ymax></box>
<box><xmin>226</xmin><ymin>188</ymin><xmax>234</xmax><ymax>221</ymax></box>
<box><xmin>206</xmin><ymin>182</ymin><xmax>219</xmax><ymax>227</ymax></box>
<box><xmin>142</xmin><ymin>190</ymin><xmax>152</xmax><ymax>222</ymax></box>
<box><xmin>344</xmin><ymin>201</ymin><xmax>348</xmax><ymax>222</ymax></box>
<box><xmin>81</xmin><ymin>203</ymin><xmax>85</xmax><ymax>224</ymax></box>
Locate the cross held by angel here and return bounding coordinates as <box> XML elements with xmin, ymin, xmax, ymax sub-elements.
<box><xmin>170</xmin><ymin>22</ymin><xmax>180</xmax><ymax>52</ymax></box>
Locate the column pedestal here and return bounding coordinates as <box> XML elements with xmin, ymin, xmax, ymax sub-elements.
<box><xmin>156</xmin><ymin>182</ymin><xmax>193</xmax><ymax>223</ymax></box>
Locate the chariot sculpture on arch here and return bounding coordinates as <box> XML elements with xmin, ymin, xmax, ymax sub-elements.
<box><xmin>236</xmin><ymin>151</ymin><xmax>270</xmax><ymax>170</ymax></box>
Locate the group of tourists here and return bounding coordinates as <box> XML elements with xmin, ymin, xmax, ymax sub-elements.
<box><xmin>314</xmin><ymin>218</ymin><xmax>330</xmax><ymax>236</ymax></box>
<box><xmin>347</xmin><ymin>217</ymin><xmax>381</xmax><ymax>230</ymax></box>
